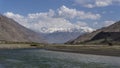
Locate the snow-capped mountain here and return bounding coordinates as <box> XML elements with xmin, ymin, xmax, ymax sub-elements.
<box><xmin>41</xmin><ymin>27</ymin><xmax>94</xmax><ymax>43</ymax></box>
<box><xmin>36</xmin><ymin>26</ymin><xmax>94</xmax><ymax>33</ymax></box>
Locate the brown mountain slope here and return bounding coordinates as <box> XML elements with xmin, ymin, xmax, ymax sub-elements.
<box><xmin>0</xmin><ymin>15</ymin><xmax>45</xmax><ymax>43</ymax></box>
<box><xmin>66</xmin><ymin>21</ymin><xmax>120</xmax><ymax>44</ymax></box>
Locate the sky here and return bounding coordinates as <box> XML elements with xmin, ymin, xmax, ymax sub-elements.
<box><xmin>0</xmin><ymin>0</ymin><xmax>120</xmax><ymax>33</ymax></box>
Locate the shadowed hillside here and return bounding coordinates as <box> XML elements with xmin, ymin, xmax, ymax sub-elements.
<box><xmin>66</xmin><ymin>21</ymin><xmax>120</xmax><ymax>45</ymax></box>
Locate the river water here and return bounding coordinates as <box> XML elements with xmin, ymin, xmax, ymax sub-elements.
<box><xmin>0</xmin><ymin>49</ymin><xmax>120</xmax><ymax>68</ymax></box>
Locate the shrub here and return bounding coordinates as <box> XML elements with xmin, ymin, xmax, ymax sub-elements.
<box><xmin>30</xmin><ymin>44</ymin><xmax>38</xmax><ymax>46</ymax></box>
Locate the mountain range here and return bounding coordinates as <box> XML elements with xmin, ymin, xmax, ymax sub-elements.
<box><xmin>3</xmin><ymin>14</ymin><xmax>120</xmax><ymax>45</ymax></box>
<box><xmin>42</xmin><ymin>27</ymin><xmax>93</xmax><ymax>43</ymax></box>
<box><xmin>43</xmin><ymin>32</ymin><xmax>83</xmax><ymax>43</ymax></box>
<box><xmin>66</xmin><ymin>21</ymin><xmax>120</xmax><ymax>45</ymax></box>
<box><xmin>0</xmin><ymin>15</ymin><xmax>94</xmax><ymax>44</ymax></box>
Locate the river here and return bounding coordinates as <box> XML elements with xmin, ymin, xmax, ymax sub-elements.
<box><xmin>0</xmin><ymin>49</ymin><xmax>120</xmax><ymax>68</ymax></box>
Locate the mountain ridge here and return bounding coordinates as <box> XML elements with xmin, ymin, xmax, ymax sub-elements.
<box><xmin>0</xmin><ymin>15</ymin><xmax>45</xmax><ymax>43</ymax></box>
<box><xmin>66</xmin><ymin>21</ymin><xmax>120</xmax><ymax>44</ymax></box>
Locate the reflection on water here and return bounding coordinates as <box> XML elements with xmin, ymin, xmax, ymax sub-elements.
<box><xmin>0</xmin><ymin>49</ymin><xmax>120</xmax><ymax>68</ymax></box>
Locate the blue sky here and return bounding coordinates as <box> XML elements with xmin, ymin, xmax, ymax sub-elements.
<box><xmin>0</xmin><ymin>0</ymin><xmax>72</xmax><ymax>15</ymax></box>
<box><xmin>1</xmin><ymin>0</ymin><xmax>120</xmax><ymax>33</ymax></box>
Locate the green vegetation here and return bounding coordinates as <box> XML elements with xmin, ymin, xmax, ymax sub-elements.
<box><xmin>0</xmin><ymin>40</ymin><xmax>41</xmax><ymax>44</ymax></box>
<box><xmin>0</xmin><ymin>41</ymin><xmax>45</xmax><ymax>49</ymax></box>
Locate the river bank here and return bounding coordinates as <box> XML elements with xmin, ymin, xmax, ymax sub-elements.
<box><xmin>0</xmin><ymin>44</ymin><xmax>44</xmax><ymax>49</ymax></box>
<box><xmin>44</xmin><ymin>45</ymin><xmax>120</xmax><ymax>57</ymax></box>
<box><xmin>0</xmin><ymin>44</ymin><xmax>120</xmax><ymax>57</ymax></box>
<box><xmin>0</xmin><ymin>44</ymin><xmax>33</xmax><ymax>49</ymax></box>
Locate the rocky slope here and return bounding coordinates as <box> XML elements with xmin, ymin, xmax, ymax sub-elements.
<box><xmin>0</xmin><ymin>15</ymin><xmax>45</xmax><ymax>43</ymax></box>
<box><xmin>66</xmin><ymin>21</ymin><xmax>120</xmax><ymax>45</ymax></box>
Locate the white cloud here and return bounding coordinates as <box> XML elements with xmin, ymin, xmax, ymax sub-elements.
<box><xmin>76</xmin><ymin>21</ymin><xmax>88</xmax><ymax>27</ymax></box>
<box><xmin>74</xmin><ymin>0</ymin><xmax>120</xmax><ymax>8</ymax></box>
<box><xmin>92</xmin><ymin>20</ymin><xmax>115</xmax><ymax>28</ymax></box>
<box><xmin>58</xmin><ymin>5</ymin><xmax>101</xmax><ymax>20</ymax></box>
<box><xmin>84</xmin><ymin>4</ymin><xmax>95</xmax><ymax>8</ymax></box>
<box><xmin>104</xmin><ymin>20</ymin><xmax>115</xmax><ymax>26</ymax></box>
<box><xmin>95</xmin><ymin>0</ymin><xmax>112</xmax><ymax>7</ymax></box>
<box><xmin>58</xmin><ymin>5</ymin><xmax>77</xmax><ymax>19</ymax></box>
<box><xmin>4</xmin><ymin>12</ymin><xmax>74</xmax><ymax>33</ymax></box>
<box><xmin>4</xmin><ymin>6</ymin><xmax>96</xmax><ymax>33</ymax></box>
<box><xmin>4</xmin><ymin>12</ymin><xmax>29</xmax><ymax>27</ymax></box>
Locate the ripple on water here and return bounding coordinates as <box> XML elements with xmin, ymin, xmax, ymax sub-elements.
<box><xmin>0</xmin><ymin>64</ymin><xmax>4</xmax><ymax>68</ymax></box>
<box><xmin>0</xmin><ymin>49</ymin><xmax>120</xmax><ymax>68</ymax></box>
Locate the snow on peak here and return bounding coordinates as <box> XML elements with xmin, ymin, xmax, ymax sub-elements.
<box><xmin>36</xmin><ymin>26</ymin><xmax>94</xmax><ymax>33</ymax></box>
